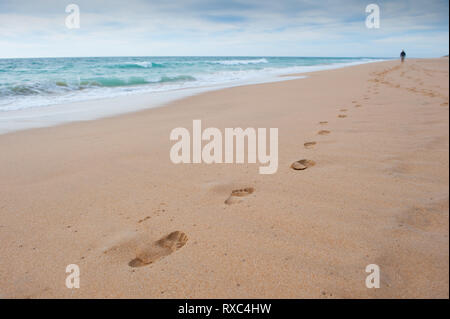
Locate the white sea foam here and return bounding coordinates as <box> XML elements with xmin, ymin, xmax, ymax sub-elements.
<box><xmin>0</xmin><ymin>57</ymin><xmax>386</xmax><ymax>133</ymax></box>
<box><xmin>210</xmin><ymin>58</ymin><xmax>269</xmax><ymax>65</ymax></box>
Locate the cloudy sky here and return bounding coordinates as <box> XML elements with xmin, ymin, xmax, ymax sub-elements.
<box><xmin>0</xmin><ymin>0</ymin><xmax>448</xmax><ymax>58</ymax></box>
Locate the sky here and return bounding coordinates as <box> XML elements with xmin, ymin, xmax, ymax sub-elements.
<box><xmin>0</xmin><ymin>0</ymin><xmax>448</xmax><ymax>58</ymax></box>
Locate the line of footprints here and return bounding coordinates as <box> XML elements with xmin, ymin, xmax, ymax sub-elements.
<box><xmin>132</xmin><ymin>70</ymin><xmax>442</xmax><ymax>267</ymax></box>
<box><xmin>225</xmin><ymin>102</ymin><xmax>359</xmax><ymax>203</ymax></box>
<box><xmin>128</xmin><ymin>101</ymin><xmax>359</xmax><ymax>268</ymax></box>
<box><xmin>131</xmin><ymin>68</ymin><xmax>449</xmax><ymax>269</ymax></box>
<box><xmin>128</xmin><ymin>65</ymin><xmax>446</xmax><ymax>269</ymax></box>
<box><xmin>291</xmin><ymin>101</ymin><xmax>357</xmax><ymax>170</ymax></box>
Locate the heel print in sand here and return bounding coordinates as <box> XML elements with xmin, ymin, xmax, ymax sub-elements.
<box><xmin>291</xmin><ymin>159</ymin><xmax>316</xmax><ymax>171</ymax></box>
<box><xmin>225</xmin><ymin>187</ymin><xmax>255</xmax><ymax>205</ymax></box>
<box><xmin>304</xmin><ymin>141</ymin><xmax>317</xmax><ymax>149</ymax></box>
<box><xmin>129</xmin><ymin>231</ymin><xmax>188</xmax><ymax>267</ymax></box>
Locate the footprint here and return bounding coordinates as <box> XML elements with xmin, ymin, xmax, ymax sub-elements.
<box><xmin>441</xmin><ymin>102</ymin><xmax>448</xmax><ymax>107</ymax></box>
<box><xmin>128</xmin><ymin>231</ymin><xmax>188</xmax><ymax>267</ymax></box>
<box><xmin>225</xmin><ymin>187</ymin><xmax>255</xmax><ymax>205</ymax></box>
<box><xmin>138</xmin><ymin>216</ymin><xmax>151</xmax><ymax>223</ymax></box>
<box><xmin>304</xmin><ymin>141</ymin><xmax>317</xmax><ymax>149</ymax></box>
<box><xmin>338</xmin><ymin>114</ymin><xmax>347</xmax><ymax>118</ymax></box>
<box><xmin>319</xmin><ymin>121</ymin><xmax>328</xmax><ymax>125</ymax></box>
<box><xmin>340</xmin><ymin>109</ymin><xmax>347</xmax><ymax>112</ymax></box>
<box><xmin>318</xmin><ymin>130</ymin><xmax>330</xmax><ymax>135</ymax></box>
<box><xmin>355</xmin><ymin>104</ymin><xmax>362</xmax><ymax>107</ymax></box>
<box><xmin>291</xmin><ymin>159</ymin><xmax>316</xmax><ymax>170</ymax></box>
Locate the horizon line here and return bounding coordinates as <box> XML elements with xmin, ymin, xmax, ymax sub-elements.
<box><xmin>0</xmin><ymin>55</ymin><xmax>406</xmax><ymax>60</ymax></box>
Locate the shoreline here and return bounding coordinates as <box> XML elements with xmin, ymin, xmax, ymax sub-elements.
<box><xmin>0</xmin><ymin>59</ymin><xmax>385</xmax><ymax>135</ymax></box>
<box><xmin>0</xmin><ymin>58</ymin><xmax>448</xmax><ymax>298</ymax></box>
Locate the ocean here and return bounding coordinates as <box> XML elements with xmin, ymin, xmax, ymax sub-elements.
<box><xmin>0</xmin><ymin>56</ymin><xmax>387</xmax><ymax>111</ymax></box>
<box><xmin>0</xmin><ymin>56</ymin><xmax>385</xmax><ymax>133</ymax></box>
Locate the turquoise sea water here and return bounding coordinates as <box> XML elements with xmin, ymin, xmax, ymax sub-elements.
<box><xmin>0</xmin><ymin>56</ymin><xmax>384</xmax><ymax>111</ymax></box>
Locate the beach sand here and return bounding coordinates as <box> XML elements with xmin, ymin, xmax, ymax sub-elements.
<box><xmin>0</xmin><ymin>58</ymin><xmax>448</xmax><ymax>298</ymax></box>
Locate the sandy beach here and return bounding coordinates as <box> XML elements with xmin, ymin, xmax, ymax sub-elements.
<box><xmin>0</xmin><ymin>58</ymin><xmax>448</xmax><ymax>298</ymax></box>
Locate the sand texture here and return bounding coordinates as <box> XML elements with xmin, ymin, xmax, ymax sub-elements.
<box><xmin>0</xmin><ymin>58</ymin><xmax>448</xmax><ymax>298</ymax></box>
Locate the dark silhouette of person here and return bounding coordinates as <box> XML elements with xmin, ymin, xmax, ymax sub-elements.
<box><xmin>400</xmin><ymin>50</ymin><xmax>406</xmax><ymax>62</ymax></box>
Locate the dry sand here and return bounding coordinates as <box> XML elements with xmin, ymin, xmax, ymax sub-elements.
<box><xmin>0</xmin><ymin>58</ymin><xmax>448</xmax><ymax>298</ymax></box>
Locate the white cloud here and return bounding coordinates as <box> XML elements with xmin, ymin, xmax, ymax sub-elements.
<box><xmin>0</xmin><ymin>0</ymin><xmax>448</xmax><ymax>58</ymax></box>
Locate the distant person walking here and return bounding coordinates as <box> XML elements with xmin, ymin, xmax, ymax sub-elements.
<box><xmin>400</xmin><ymin>50</ymin><xmax>406</xmax><ymax>62</ymax></box>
